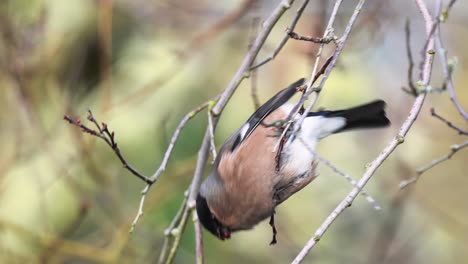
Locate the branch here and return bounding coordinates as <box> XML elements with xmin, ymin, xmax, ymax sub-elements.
<box><xmin>158</xmin><ymin>192</ymin><xmax>192</xmax><ymax>264</ymax></box>
<box><xmin>212</xmin><ymin>0</ymin><xmax>298</xmax><ymax>115</ymax></box>
<box><xmin>401</xmin><ymin>19</ymin><xmax>418</xmax><ymax>96</ymax></box>
<box><xmin>399</xmin><ymin>140</ymin><xmax>468</xmax><ymax>189</ymax></box>
<box><xmin>297</xmin><ymin>137</ymin><xmax>381</xmax><ymax>210</ymax></box>
<box><xmin>193</xmin><ymin>202</ymin><xmax>204</xmax><ymax>264</ymax></box>
<box><xmin>248</xmin><ymin>5</ymin><xmax>262</xmax><ymax>109</ymax></box>
<box><xmin>399</xmin><ymin>0</ymin><xmax>462</xmax><ymax>189</ymax></box>
<box><xmin>431</xmin><ymin>108</ymin><xmax>467</xmax><ymax>135</ymax></box>
<box><xmin>288</xmin><ymin>31</ymin><xmax>336</xmax><ymax>44</ymax></box>
<box><xmin>65</xmin><ymin>95</ymin><xmax>220</xmax><ymax>233</ymax></box>
<box><xmin>64</xmin><ymin>111</ymin><xmax>151</xmax><ymax>184</ymax></box>
<box><xmin>292</xmin><ymin>0</ymin><xmax>438</xmax><ymax>261</ymax></box>
<box><xmin>159</xmin><ymin>0</ymin><xmax>301</xmax><ymax>261</ymax></box>
<box><xmin>433</xmin><ymin>0</ymin><xmax>467</xmax><ymax>120</ymax></box>
<box><xmin>250</xmin><ymin>0</ymin><xmax>310</xmax><ymax>70</ymax></box>
<box><xmin>149</xmin><ymin>96</ymin><xmax>220</xmax><ymax>182</ymax></box>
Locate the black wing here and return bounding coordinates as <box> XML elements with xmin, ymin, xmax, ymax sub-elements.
<box><xmin>229</xmin><ymin>78</ymin><xmax>305</xmax><ymax>152</ymax></box>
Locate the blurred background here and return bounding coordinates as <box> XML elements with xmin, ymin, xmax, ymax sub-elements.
<box><xmin>1</xmin><ymin>0</ymin><xmax>467</xmax><ymax>263</ymax></box>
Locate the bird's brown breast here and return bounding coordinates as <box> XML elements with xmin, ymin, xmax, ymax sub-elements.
<box><xmin>211</xmin><ymin>109</ymin><xmax>286</xmax><ymax>230</ymax></box>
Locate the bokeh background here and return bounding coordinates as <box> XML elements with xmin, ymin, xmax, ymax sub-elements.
<box><xmin>1</xmin><ymin>0</ymin><xmax>467</xmax><ymax>263</ymax></box>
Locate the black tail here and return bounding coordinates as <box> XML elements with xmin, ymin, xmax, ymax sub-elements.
<box><xmin>308</xmin><ymin>100</ymin><xmax>390</xmax><ymax>132</ymax></box>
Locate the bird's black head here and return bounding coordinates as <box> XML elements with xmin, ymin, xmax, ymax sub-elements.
<box><xmin>196</xmin><ymin>194</ymin><xmax>231</xmax><ymax>240</ymax></box>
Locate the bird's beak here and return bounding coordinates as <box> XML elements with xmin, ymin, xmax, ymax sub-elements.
<box><xmin>218</xmin><ymin>227</ymin><xmax>231</xmax><ymax>240</ymax></box>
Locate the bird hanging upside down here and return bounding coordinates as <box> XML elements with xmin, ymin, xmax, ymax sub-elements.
<box><xmin>196</xmin><ymin>78</ymin><xmax>390</xmax><ymax>244</ymax></box>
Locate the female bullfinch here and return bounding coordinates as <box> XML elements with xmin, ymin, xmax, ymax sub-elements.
<box><xmin>196</xmin><ymin>78</ymin><xmax>390</xmax><ymax>243</ymax></box>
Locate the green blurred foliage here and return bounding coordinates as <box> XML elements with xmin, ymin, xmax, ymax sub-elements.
<box><xmin>0</xmin><ymin>0</ymin><xmax>467</xmax><ymax>263</ymax></box>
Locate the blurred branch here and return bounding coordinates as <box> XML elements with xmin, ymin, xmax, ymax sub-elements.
<box><xmin>0</xmin><ymin>218</ymin><xmax>127</xmax><ymax>263</ymax></box>
<box><xmin>292</xmin><ymin>0</ymin><xmax>438</xmax><ymax>262</ymax></box>
<box><xmin>97</xmin><ymin>0</ymin><xmax>113</xmax><ymax>111</ymax></box>
<box><xmin>40</xmin><ymin>201</ymin><xmax>90</xmax><ymax>263</ymax></box>
<box><xmin>183</xmin><ymin>0</ymin><xmax>257</xmax><ymax>56</ymax></box>
<box><xmin>108</xmin><ymin>0</ymin><xmax>253</xmax><ymax>112</ymax></box>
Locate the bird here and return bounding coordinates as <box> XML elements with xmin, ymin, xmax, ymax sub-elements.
<box><xmin>196</xmin><ymin>78</ymin><xmax>390</xmax><ymax>243</ymax></box>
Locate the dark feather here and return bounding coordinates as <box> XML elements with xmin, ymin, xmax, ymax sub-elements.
<box><xmin>307</xmin><ymin>100</ymin><xmax>390</xmax><ymax>132</ymax></box>
<box><xmin>230</xmin><ymin>78</ymin><xmax>305</xmax><ymax>151</ymax></box>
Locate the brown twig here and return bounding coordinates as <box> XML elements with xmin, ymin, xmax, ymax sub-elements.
<box><xmin>288</xmin><ymin>31</ymin><xmax>336</xmax><ymax>44</ymax></box>
<box><xmin>401</xmin><ymin>19</ymin><xmax>418</xmax><ymax>96</ymax></box>
<box><xmin>64</xmin><ymin>111</ymin><xmax>151</xmax><ymax>184</ymax></box>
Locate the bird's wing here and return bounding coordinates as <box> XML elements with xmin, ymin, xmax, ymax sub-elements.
<box><xmin>228</xmin><ymin>78</ymin><xmax>305</xmax><ymax>152</ymax></box>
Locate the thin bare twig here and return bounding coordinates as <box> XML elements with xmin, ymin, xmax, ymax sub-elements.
<box><xmin>249</xmin><ymin>3</ymin><xmax>262</xmax><ymax>109</ymax></box>
<box><xmin>211</xmin><ymin>0</ymin><xmax>298</xmax><ymax>115</ymax></box>
<box><xmin>292</xmin><ymin>0</ymin><xmax>437</xmax><ymax>262</ymax></box>
<box><xmin>272</xmin><ymin>54</ymin><xmax>333</xmax><ymax>153</ymax></box>
<box><xmin>208</xmin><ymin>110</ymin><xmax>218</xmax><ymax>161</ymax></box>
<box><xmin>433</xmin><ymin>0</ymin><xmax>467</xmax><ymax>120</ymax></box>
<box><xmin>431</xmin><ymin>108</ymin><xmax>467</xmax><ymax>135</ymax></box>
<box><xmin>193</xmin><ymin>210</ymin><xmax>204</xmax><ymax>264</ymax></box>
<box><xmin>288</xmin><ymin>31</ymin><xmax>336</xmax><ymax>44</ymax></box>
<box><xmin>64</xmin><ymin>111</ymin><xmax>151</xmax><ymax>184</ymax></box>
<box><xmin>250</xmin><ymin>0</ymin><xmax>310</xmax><ymax>70</ymax></box>
<box><xmin>401</xmin><ymin>19</ymin><xmax>418</xmax><ymax>96</ymax></box>
<box><xmin>158</xmin><ymin>193</ymin><xmax>189</xmax><ymax>264</ymax></box>
<box><xmin>400</xmin><ymin>140</ymin><xmax>468</xmax><ymax>189</ymax></box>
<box><xmin>150</xmin><ymin>96</ymin><xmax>220</xmax><ymax>182</ymax></box>
<box><xmin>297</xmin><ymin>136</ymin><xmax>381</xmax><ymax>210</ymax></box>
<box><xmin>129</xmin><ymin>184</ymin><xmax>150</xmax><ymax>232</ymax></box>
